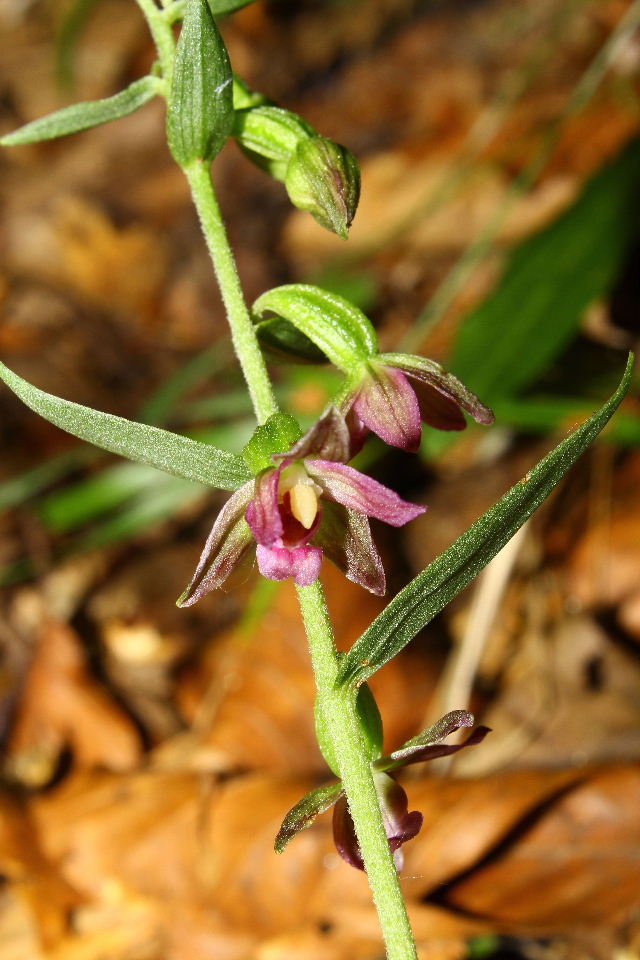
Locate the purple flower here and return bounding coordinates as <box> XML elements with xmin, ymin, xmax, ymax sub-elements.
<box><xmin>344</xmin><ymin>353</ymin><xmax>495</xmax><ymax>453</ymax></box>
<box><xmin>275</xmin><ymin>710</ymin><xmax>491</xmax><ymax>871</ymax></box>
<box><xmin>332</xmin><ymin>772</ymin><xmax>423</xmax><ymax>872</ymax></box>
<box><xmin>177</xmin><ymin>407</ymin><xmax>426</xmax><ymax>605</ymax></box>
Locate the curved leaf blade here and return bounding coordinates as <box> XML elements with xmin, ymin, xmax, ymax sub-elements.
<box><xmin>0</xmin><ymin>362</ymin><xmax>251</xmax><ymax>492</ymax></box>
<box><xmin>337</xmin><ymin>354</ymin><xmax>635</xmax><ymax>688</ymax></box>
<box><xmin>0</xmin><ymin>76</ymin><xmax>158</xmax><ymax>146</ymax></box>
<box><xmin>252</xmin><ymin>284</ymin><xmax>378</xmax><ymax>373</ymax></box>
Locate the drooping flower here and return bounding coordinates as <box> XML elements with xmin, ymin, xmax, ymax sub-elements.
<box><xmin>344</xmin><ymin>353</ymin><xmax>495</xmax><ymax>454</ymax></box>
<box><xmin>177</xmin><ymin>407</ymin><xmax>425</xmax><ymax>605</ymax></box>
<box><xmin>274</xmin><ymin>710</ymin><xmax>491</xmax><ymax>871</ymax></box>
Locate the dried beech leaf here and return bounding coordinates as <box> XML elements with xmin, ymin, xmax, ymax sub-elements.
<box><xmin>7</xmin><ymin>620</ymin><xmax>141</xmax><ymax>783</ymax></box>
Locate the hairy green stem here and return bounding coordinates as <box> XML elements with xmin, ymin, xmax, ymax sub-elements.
<box><xmin>184</xmin><ymin>159</ymin><xmax>279</xmax><ymax>423</ymax></box>
<box><xmin>297</xmin><ymin>582</ymin><xmax>418</xmax><ymax>960</ymax></box>
<box><xmin>134</xmin><ymin>0</ymin><xmax>176</xmax><ymax>83</ymax></box>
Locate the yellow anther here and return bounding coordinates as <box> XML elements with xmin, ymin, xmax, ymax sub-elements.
<box><xmin>289</xmin><ymin>482</ymin><xmax>319</xmax><ymax>529</ymax></box>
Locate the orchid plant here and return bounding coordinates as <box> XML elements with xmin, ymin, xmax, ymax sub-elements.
<box><xmin>0</xmin><ymin>2</ymin><xmax>633</xmax><ymax>958</ymax></box>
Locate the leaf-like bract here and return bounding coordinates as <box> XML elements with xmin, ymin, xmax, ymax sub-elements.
<box><xmin>252</xmin><ymin>284</ymin><xmax>378</xmax><ymax>373</ymax></box>
<box><xmin>0</xmin><ymin>362</ymin><xmax>251</xmax><ymax>492</ymax></box>
<box><xmin>337</xmin><ymin>354</ymin><xmax>635</xmax><ymax>687</ymax></box>
<box><xmin>167</xmin><ymin>0</ymin><xmax>234</xmax><ymax>165</ymax></box>
<box><xmin>1</xmin><ymin>76</ymin><xmax>158</xmax><ymax>146</ymax></box>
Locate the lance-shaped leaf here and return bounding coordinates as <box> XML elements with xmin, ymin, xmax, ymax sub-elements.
<box><xmin>167</xmin><ymin>0</ymin><xmax>233</xmax><ymax>166</ymax></box>
<box><xmin>274</xmin><ymin>782</ymin><xmax>344</xmax><ymax>854</ymax></box>
<box><xmin>252</xmin><ymin>284</ymin><xmax>378</xmax><ymax>374</ymax></box>
<box><xmin>337</xmin><ymin>354</ymin><xmax>635</xmax><ymax>687</ymax></box>
<box><xmin>0</xmin><ymin>362</ymin><xmax>251</xmax><ymax>492</ymax></box>
<box><xmin>0</xmin><ymin>76</ymin><xmax>159</xmax><ymax>146</ymax></box>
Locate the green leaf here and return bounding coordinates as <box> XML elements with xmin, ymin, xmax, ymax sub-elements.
<box><xmin>0</xmin><ymin>76</ymin><xmax>159</xmax><ymax>146</ymax></box>
<box><xmin>274</xmin><ymin>782</ymin><xmax>344</xmax><ymax>854</ymax></box>
<box><xmin>252</xmin><ymin>284</ymin><xmax>378</xmax><ymax>374</ymax></box>
<box><xmin>0</xmin><ymin>361</ymin><xmax>251</xmax><ymax>491</ymax></box>
<box><xmin>167</xmin><ymin>0</ymin><xmax>234</xmax><ymax>165</ymax></box>
<box><xmin>337</xmin><ymin>354</ymin><xmax>634</xmax><ymax>687</ymax></box>
<box><xmin>242</xmin><ymin>412</ymin><xmax>301</xmax><ymax>474</ymax></box>
<box><xmin>450</xmin><ymin>138</ymin><xmax>640</xmax><ymax>403</ymax></box>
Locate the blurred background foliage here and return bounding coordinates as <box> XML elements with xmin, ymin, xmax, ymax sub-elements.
<box><xmin>1</xmin><ymin>2</ymin><xmax>640</xmax><ymax>959</ymax></box>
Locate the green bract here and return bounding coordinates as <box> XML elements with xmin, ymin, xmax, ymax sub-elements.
<box><xmin>242</xmin><ymin>411</ymin><xmax>302</xmax><ymax>475</ymax></box>
<box><xmin>0</xmin><ymin>362</ymin><xmax>251</xmax><ymax>492</ymax></box>
<box><xmin>167</xmin><ymin>0</ymin><xmax>234</xmax><ymax>166</ymax></box>
<box><xmin>252</xmin><ymin>284</ymin><xmax>378</xmax><ymax>374</ymax></box>
<box><xmin>336</xmin><ymin>354</ymin><xmax>635</xmax><ymax>687</ymax></box>
<box><xmin>0</xmin><ymin>76</ymin><xmax>159</xmax><ymax>146</ymax></box>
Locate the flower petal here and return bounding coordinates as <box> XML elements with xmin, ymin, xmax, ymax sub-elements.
<box><xmin>381</xmin><ymin>352</ymin><xmax>495</xmax><ymax>426</ymax></box>
<box><xmin>276</xmin><ymin>405</ymin><xmax>351</xmax><ymax>463</ymax></box>
<box><xmin>306</xmin><ymin>460</ymin><xmax>426</xmax><ymax>526</ymax></box>
<box><xmin>375</xmin><ymin>772</ymin><xmax>423</xmax><ymax>855</ymax></box>
<box><xmin>352</xmin><ymin>363</ymin><xmax>422</xmax><ymax>452</ymax></box>
<box><xmin>256</xmin><ymin>542</ymin><xmax>323</xmax><ymax>586</ymax></box>
<box><xmin>314</xmin><ymin>501</ymin><xmax>386</xmax><ymax>595</ymax></box>
<box><xmin>246</xmin><ymin>465</ymin><xmax>284</xmax><ymax>546</ymax></box>
<box><xmin>411</xmin><ymin>379</ymin><xmax>467</xmax><ymax>431</ymax></box>
<box><xmin>332</xmin><ymin>773</ymin><xmax>423</xmax><ymax>872</ymax></box>
<box><xmin>177</xmin><ymin>480</ymin><xmax>256</xmax><ymax>606</ymax></box>
<box><xmin>375</xmin><ymin>723</ymin><xmax>491</xmax><ymax>773</ymax></box>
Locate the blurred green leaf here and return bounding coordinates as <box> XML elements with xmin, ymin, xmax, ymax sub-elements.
<box><xmin>451</xmin><ymin>137</ymin><xmax>640</xmax><ymax>402</ymax></box>
<box><xmin>337</xmin><ymin>354</ymin><xmax>634</xmax><ymax>687</ymax></box>
<box><xmin>1</xmin><ymin>76</ymin><xmax>158</xmax><ymax>146</ymax></box>
<box><xmin>55</xmin><ymin>0</ymin><xmax>104</xmax><ymax>88</ymax></box>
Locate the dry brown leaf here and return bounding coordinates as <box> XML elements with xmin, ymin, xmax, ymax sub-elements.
<box><xmin>442</xmin><ymin>765</ymin><xmax>640</xmax><ymax>933</ymax></box>
<box><xmin>6</xmin><ymin>620</ymin><xmax>141</xmax><ymax>784</ymax></box>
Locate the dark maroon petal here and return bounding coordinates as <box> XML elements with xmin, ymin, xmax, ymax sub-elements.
<box><xmin>313</xmin><ymin>500</ymin><xmax>386</xmax><ymax>596</ymax></box>
<box><xmin>275</xmin><ymin>406</ymin><xmax>351</xmax><ymax>463</ymax></box>
<box><xmin>246</xmin><ymin>465</ymin><xmax>284</xmax><ymax>546</ymax></box>
<box><xmin>177</xmin><ymin>480</ymin><xmax>256</xmax><ymax>606</ymax></box>
<box><xmin>332</xmin><ymin>774</ymin><xmax>423</xmax><ymax>872</ymax></box>
<box><xmin>275</xmin><ymin>782</ymin><xmax>344</xmax><ymax>854</ymax></box>
<box><xmin>375</xmin><ymin>772</ymin><xmax>423</xmax><ymax>853</ymax></box>
<box><xmin>411</xmin><ymin>379</ymin><xmax>467</xmax><ymax>431</ymax></box>
<box><xmin>381</xmin><ymin>352</ymin><xmax>495</xmax><ymax>426</ymax></box>
<box><xmin>343</xmin><ymin>406</ymin><xmax>369</xmax><ymax>457</ymax></box>
<box><xmin>375</xmin><ymin>724</ymin><xmax>491</xmax><ymax>773</ymax></box>
<box><xmin>256</xmin><ymin>542</ymin><xmax>323</xmax><ymax>586</ymax></box>
<box><xmin>306</xmin><ymin>460</ymin><xmax>426</xmax><ymax>526</ymax></box>
<box><xmin>352</xmin><ymin>363</ymin><xmax>422</xmax><ymax>452</ymax></box>
<box><xmin>332</xmin><ymin>794</ymin><xmax>364</xmax><ymax>870</ymax></box>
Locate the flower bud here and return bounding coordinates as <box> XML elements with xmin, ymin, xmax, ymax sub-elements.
<box><xmin>233</xmin><ymin>105</ymin><xmax>315</xmax><ymax>180</ymax></box>
<box><xmin>284</xmin><ymin>137</ymin><xmax>360</xmax><ymax>238</ymax></box>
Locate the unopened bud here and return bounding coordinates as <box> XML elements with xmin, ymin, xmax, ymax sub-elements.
<box><xmin>284</xmin><ymin>137</ymin><xmax>360</xmax><ymax>239</ymax></box>
<box><xmin>233</xmin><ymin>105</ymin><xmax>315</xmax><ymax>180</ymax></box>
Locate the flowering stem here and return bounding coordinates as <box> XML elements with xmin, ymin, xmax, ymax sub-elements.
<box><xmin>296</xmin><ymin>581</ymin><xmax>418</xmax><ymax>960</ymax></box>
<box><xmin>183</xmin><ymin>158</ymin><xmax>279</xmax><ymax>424</ymax></box>
<box><xmin>134</xmin><ymin>0</ymin><xmax>176</xmax><ymax>84</ymax></box>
